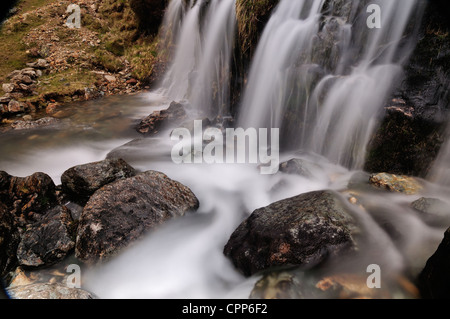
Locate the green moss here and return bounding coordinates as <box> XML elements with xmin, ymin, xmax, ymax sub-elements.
<box><xmin>0</xmin><ymin>10</ymin><xmax>46</xmax><ymax>83</ymax></box>
<box><xmin>126</xmin><ymin>36</ymin><xmax>160</xmax><ymax>82</ymax></box>
<box><xmin>32</xmin><ymin>69</ymin><xmax>97</xmax><ymax>99</ymax></box>
<box><xmin>92</xmin><ymin>49</ymin><xmax>124</xmax><ymax>73</ymax></box>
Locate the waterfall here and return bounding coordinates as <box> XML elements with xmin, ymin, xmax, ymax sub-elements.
<box><xmin>1</xmin><ymin>0</ymin><xmax>441</xmax><ymax>299</ymax></box>
<box><xmin>237</xmin><ymin>0</ymin><xmax>423</xmax><ymax>169</ymax></box>
<box><xmin>428</xmin><ymin>128</ymin><xmax>450</xmax><ymax>187</ymax></box>
<box><xmin>159</xmin><ymin>0</ymin><xmax>236</xmax><ymax>118</ymax></box>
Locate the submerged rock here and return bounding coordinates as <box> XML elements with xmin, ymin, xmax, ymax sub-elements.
<box><xmin>224</xmin><ymin>190</ymin><xmax>359</xmax><ymax>277</ymax></box>
<box><xmin>61</xmin><ymin>158</ymin><xmax>136</xmax><ymax>204</ymax></box>
<box><xmin>368</xmin><ymin>173</ymin><xmax>423</xmax><ymax>195</ymax></box>
<box><xmin>249</xmin><ymin>270</ymin><xmax>305</xmax><ymax>299</ymax></box>
<box><xmin>7</xmin><ymin>283</ymin><xmax>94</xmax><ymax>299</ymax></box>
<box><xmin>16</xmin><ymin>205</ymin><xmax>76</xmax><ymax>268</ymax></box>
<box><xmin>249</xmin><ymin>268</ymin><xmax>420</xmax><ymax>299</ymax></box>
<box><xmin>75</xmin><ymin>170</ymin><xmax>200</xmax><ymax>263</ymax></box>
<box><xmin>410</xmin><ymin>197</ymin><xmax>450</xmax><ymax>227</ymax></box>
<box><xmin>278</xmin><ymin>158</ymin><xmax>314</xmax><ymax>178</ymax></box>
<box><xmin>136</xmin><ymin>101</ymin><xmax>187</xmax><ymax>135</ymax></box>
<box><xmin>9</xmin><ymin>117</ymin><xmax>64</xmax><ymax>131</ymax></box>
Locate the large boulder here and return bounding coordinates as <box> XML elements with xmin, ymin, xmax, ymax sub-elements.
<box><xmin>16</xmin><ymin>205</ymin><xmax>76</xmax><ymax>268</ymax></box>
<box><xmin>364</xmin><ymin>0</ymin><xmax>450</xmax><ymax>177</ymax></box>
<box><xmin>61</xmin><ymin>158</ymin><xmax>136</xmax><ymax>204</ymax></box>
<box><xmin>75</xmin><ymin>170</ymin><xmax>200</xmax><ymax>263</ymax></box>
<box><xmin>224</xmin><ymin>190</ymin><xmax>360</xmax><ymax>277</ymax></box>
<box><xmin>418</xmin><ymin>227</ymin><xmax>450</xmax><ymax>298</ymax></box>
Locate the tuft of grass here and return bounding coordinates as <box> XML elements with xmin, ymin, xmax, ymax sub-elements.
<box><xmin>126</xmin><ymin>37</ymin><xmax>160</xmax><ymax>82</ymax></box>
<box><xmin>0</xmin><ymin>10</ymin><xmax>46</xmax><ymax>83</ymax></box>
<box><xmin>92</xmin><ymin>49</ymin><xmax>124</xmax><ymax>73</ymax></box>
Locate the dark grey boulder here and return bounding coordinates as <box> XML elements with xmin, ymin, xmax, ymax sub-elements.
<box><xmin>16</xmin><ymin>205</ymin><xmax>76</xmax><ymax>268</ymax></box>
<box><xmin>61</xmin><ymin>158</ymin><xmax>136</xmax><ymax>204</ymax></box>
<box><xmin>224</xmin><ymin>190</ymin><xmax>359</xmax><ymax>277</ymax></box>
<box><xmin>75</xmin><ymin>170</ymin><xmax>200</xmax><ymax>263</ymax></box>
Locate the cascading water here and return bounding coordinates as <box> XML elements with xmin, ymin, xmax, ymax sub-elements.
<box><xmin>238</xmin><ymin>0</ymin><xmax>423</xmax><ymax>169</ymax></box>
<box><xmin>159</xmin><ymin>0</ymin><xmax>236</xmax><ymax>117</ymax></box>
<box><xmin>0</xmin><ymin>0</ymin><xmax>448</xmax><ymax>300</ymax></box>
<box><xmin>428</xmin><ymin>128</ymin><xmax>450</xmax><ymax>187</ymax></box>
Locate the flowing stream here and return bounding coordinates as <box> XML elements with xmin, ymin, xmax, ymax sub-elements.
<box><xmin>1</xmin><ymin>0</ymin><xmax>449</xmax><ymax>298</ymax></box>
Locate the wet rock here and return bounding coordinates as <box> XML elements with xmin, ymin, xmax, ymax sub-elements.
<box><xmin>16</xmin><ymin>205</ymin><xmax>76</xmax><ymax>268</ymax></box>
<box><xmin>368</xmin><ymin>173</ymin><xmax>423</xmax><ymax>195</ymax></box>
<box><xmin>410</xmin><ymin>197</ymin><xmax>450</xmax><ymax>227</ymax></box>
<box><xmin>0</xmin><ymin>203</ymin><xmax>20</xmax><ymax>277</ymax></box>
<box><xmin>7</xmin><ymin>283</ymin><xmax>94</xmax><ymax>299</ymax></box>
<box><xmin>249</xmin><ymin>270</ymin><xmax>304</xmax><ymax>299</ymax></box>
<box><xmin>418</xmin><ymin>227</ymin><xmax>450</xmax><ymax>299</ymax></box>
<box><xmin>129</xmin><ymin>0</ymin><xmax>168</xmax><ymax>34</ymax></box>
<box><xmin>278</xmin><ymin>158</ymin><xmax>314</xmax><ymax>178</ymax></box>
<box><xmin>75</xmin><ymin>170</ymin><xmax>200</xmax><ymax>263</ymax></box>
<box><xmin>9</xmin><ymin>117</ymin><xmax>63</xmax><ymax>131</ymax></box>
<box><xmin>7</xmin><ymin>172</ymin><xmax>57</xmax><ymax>226</ymax></box>
<box><xmin>224</xmin><ymin>190</ymin><xmax>359</xmax><ymax>277</ymax></box>
<box><xmin>61</xmin><ymin>158</ymin><xmax>136</xmax><ymax>204</ymax></box>
<box><xmin>364</xmin><ymin>106</ymin><xmax>445</xmax><ymax>178</ymax></box>
<box><xmin>365</xmin><ymin>0</ymin><xmax>450</xmax><ymax>177</ymax></box>
<box><xmin>315</xmin><ymin>273</ymin><xmax>419</xmax><ymax>299</ymax></box>
<box><xmin>136</xmin><ymin>101</ymin><xmax>187</xmax><ymax>135</ymax></box>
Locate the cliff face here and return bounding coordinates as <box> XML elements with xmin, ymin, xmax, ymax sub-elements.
<box><xmin>364</xmin><ymin>0</ymin><xmax>450</xmax><ymax>177</ymax></box>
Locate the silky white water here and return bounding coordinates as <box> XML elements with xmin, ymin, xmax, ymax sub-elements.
<box><xmin>238</xmin><ymin>0</ymin><xmax>422</xmax><ymax>169</ymax></box>
<box><xmin>0</xmin><ymin>0</ymin><xmax>449</xmax><ymax>299</ymax></box>
<box><xmin>160</xmin><ymin>0</ymin><xmax>236</xmax><ymax>117</ymax></box>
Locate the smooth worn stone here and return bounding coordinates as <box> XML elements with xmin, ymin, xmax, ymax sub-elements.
<box><xmin>369</xmin><ymin>172</ymin><xmax>422</xmax><ymax>195</ymax></box>
<box><xmin>75</xmin><ymin>170</ymin><xmax>200</xmax><ymax>263</ymax></box>
<box><xmin>224</xmin><ymin>190</ymin><xmax>360</xmax><ymax>276</ymax></box>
